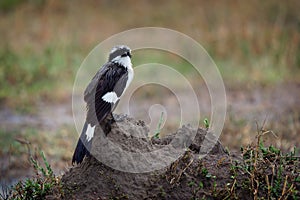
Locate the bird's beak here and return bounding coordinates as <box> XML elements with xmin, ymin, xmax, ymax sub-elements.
<box><xmin>128</xmin><ymin>52</ymin><xmax>132</xmax><ymax>58</ymax></box>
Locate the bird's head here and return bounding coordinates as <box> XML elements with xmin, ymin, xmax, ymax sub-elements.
<box><xmin>108</xmin><ymin>45</ymin><xmax>132</xmax><ymax>63</ymax></box>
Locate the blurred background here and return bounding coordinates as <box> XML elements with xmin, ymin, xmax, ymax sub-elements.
<box><xmin>0</xmin><ymin>0</ymin><xmax>299</xmax><ymax>187</ymax></box>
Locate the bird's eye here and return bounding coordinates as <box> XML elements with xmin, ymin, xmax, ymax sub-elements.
<box><xmin>121</xmin><ymin>52</ymin><xmax>131</xmax><ymax>58</ymax></box>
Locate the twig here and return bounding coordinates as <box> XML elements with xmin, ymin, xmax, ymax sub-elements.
<box><xmin>15</xmin><ymin>137</ymin><xmax>32</xmax><ymax>162</ymax></box>
<box><xmin>265</xmin><ymin>174</ymin><xmax>271</xmax><ymax>200</ymax></box>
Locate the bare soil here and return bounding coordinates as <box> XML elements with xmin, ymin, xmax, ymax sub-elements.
<box><xmin>59</xmin><ymin>113</ymin><xmax>300</xmax><ymax>199</ymax></box>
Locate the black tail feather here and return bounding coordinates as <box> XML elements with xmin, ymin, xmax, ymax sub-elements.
<box><xmin>72</xmin><ymin>122</ymin><xmax>92</xmax><ymax>165</ymax></box>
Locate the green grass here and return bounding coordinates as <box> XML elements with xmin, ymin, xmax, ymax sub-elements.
<box><xmin>0</xmin><ymin>130</ymin><xmax>26</xmax><ymax>156</ymax></box>
<box><xmin>152</xmin><ymin>111</ymin><xmax>164</xmax><ymax>139</ymax></box>
<box><xmin>0</xmin><ymin>0</ymin><xmax>299</xmax><ymax>111</ymax></box>
<box><xmin>9</xmin><ymin>151</ymin><xmax>63</xmax><ymax>199</ymax></box>
<box><xmin>0</xmin><ymin>126</ymin><xmax>77</xmax><ymax>180</ymax></box>
<box><xmin>0</xmin><ymin>128</ymin><xmax>40</xmax><ymax>155</ymax></box>
<box><xmin>0</xmin><ymin>45</ymin><xmax>82</xmax><ymax>112</ymax></box>
<box><xmin>133</xmin><ymin>49</ymin><xmax>196</xmax><ymax>76</ymax></box>
<box><xmin>0</xmin><ymin>0</ymin><xmax>23</xmax><ymax>12</ymax></box>
<box><xmin>133</xmin><ymin>47</ymin><xmax>296</xmax><ymax>89</ymax></box>
<box><xmin>1</xmin><ymin>43</ymin><xmax>297</xmax><ymax>112</ymax></box>
<box><xmin>239</xmin><ymin>130</ymin><xmax>299</xmax><ymax>199</ymax></box>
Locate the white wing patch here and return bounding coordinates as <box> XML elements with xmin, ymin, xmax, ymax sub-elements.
<box><xmin>86</xmin><ymin>123</ymin><xmax>95</xmax><ymax>142</ymax></box>
<box><xmin>102</xmin><ymin>91</ymin><xmax>120</xmax><ymax>103</ymax></box>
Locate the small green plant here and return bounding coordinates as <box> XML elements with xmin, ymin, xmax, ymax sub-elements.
<box><xmin>158</xmin><ymin>186</ymin><xmax>166</xmax><ymax>198</ymax></box>
<box><xmin>188</xmin><ymin>181</ymin><xmax>196</xmax><ymax>187</ymax></box>
<box><xmin>203</xmin><ymin>118</ymin><xmax>209</xmax><ymax>129</ymax></box>
<box><xmin>200</xmin><ymin>167</ymin><xmax>215</xmax><ymax>179</ymax></box>
<box><xmin>212</xmin><ymin>180</ymin><xmax>218</xmax><ymax>197</ymax></box>
<box><xmin>201</xmin><ymin>167</ymin><xmax>208</xmax><ymax>176</ymax></box>
<box><xmin>198</xmin><ymin>181</ymin><xmax>204</xmax><ymax>189</ymax></box>
<box><xmin>30</xmin><ymin>151</ymin><xmax>53</xmax><ymax>178</ymax></box>
<box><xmin>152</xmin><ymin>112</ymin><xmax>164</xmax><ymax>139</ymax></box>
<box><xmin>240</xmin><ymin>124</ymin><xmax>299</xmax><ymax>199</ymax></box>
<box><xmin>190</xmin><ymin>181</ymin><xmax>205</xmax><ymax>199</ymax></box>
<box><xmin>205</xmin><ymin>173</ymin><xmax>214</xmax><ymax>179</ymax></box>
<box><xmin>10</xmin><ymin>151</ymin><xmax>62</xmax><ymax>199</ymax></box>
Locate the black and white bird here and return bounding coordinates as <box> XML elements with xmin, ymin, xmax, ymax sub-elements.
<box><xmin>72</xmin><ymin>45</ymin><xmax>134</xmax><ymax>164</ymax></box>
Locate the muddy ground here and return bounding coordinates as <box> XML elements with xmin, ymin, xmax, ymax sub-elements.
<box><xmin>61</xmin><ymin>115</ymin><xmax>236</xmax><ymax>199</ymax></box>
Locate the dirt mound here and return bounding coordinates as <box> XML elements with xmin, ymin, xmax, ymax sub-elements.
<box><xmin>61</xmin><ymin>115</ymin><xmax>243</xmax><ymax>199</ymax></box>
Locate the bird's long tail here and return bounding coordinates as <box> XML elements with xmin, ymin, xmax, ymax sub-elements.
<box><xmin>72</xmin><ymin>122</ymin><xmax>94</xmax><ymax>164</ymax></box>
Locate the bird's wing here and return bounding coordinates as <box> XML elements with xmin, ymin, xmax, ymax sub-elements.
<box><xmin>84</xmin><ymin>63</ymin><xmax>109</xmax><ymax>101</ymax></box>
<box><xmin>84</xmin><ymin>62</ymin><xmax>128</xmax><ymax>126</ymax></box>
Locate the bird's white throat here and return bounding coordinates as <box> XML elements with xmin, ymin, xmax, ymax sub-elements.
<box><xmin>113</xmin><ymin>56</ymin><xmax>132</xmax><ymax>69</ymax></box>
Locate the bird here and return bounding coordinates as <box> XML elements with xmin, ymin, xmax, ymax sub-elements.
<box><xmin>72</xmin><ymin>45</ymin><xmax>134</xmax><ymax>165</ymax></box>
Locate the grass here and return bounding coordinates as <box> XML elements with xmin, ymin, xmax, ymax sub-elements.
<box><xmin>0</xmin><ymin>0</ymin><xmax>299</xmax><ymax>111</ymax></box>
<box><xmin>0</xmin><ymin>45</ymin><xmax>82</xmax><ymax>112</ymax></box>
<box><xmin>8</xmin><ymin>151</ymin><xmax>63</xmax><ymax>199</ymax></box>
<box><xmin>203</xmin><ymin>127</ymin><xmax>299</xmax><ymax>199</ymax></box>
<box><xmin>0</xmin><ymin>125</ymin><xmax>76</xmax><ymax>199</ymax></box>
<box><xmin>221</xmin><ymin>111</ymin><xmax>300</xmax><ymax>153</ymax></box>
<box><xmin>203</xmin><ymin>118</ymin><xmax>209</xmax><ymax>129</ymax></box>
<box><xmin>163</xmin><ymin>125</ymin><xmax>299</xmax><ymax>199</ymax></box>
<box><xmin>0</xmin><ymin>126</ymin><xmax>76</xmax><ymax>156</ymax></box>
<box><xmin>152</xmin><ymin>111</ymin><xmax>164</xmax><ymax>139</ymax></box>
<box><xmin>133</xmin><ymin>49</ymin><xmax>196</xmax><ymax>76</ymax></box>
<box><xmin>238</xmin><ymin>126</ymin><xmax>299</xmax><ymax>199</ymax></box>
<box><xmin>0</xmin><ymin>125</ymin><xmax>77</xmax><ymax>190</ymax></box>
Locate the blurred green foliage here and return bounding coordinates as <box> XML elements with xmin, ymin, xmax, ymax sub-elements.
<box><xmin>0</xmin><ymin>0</ymin><xmax>22</xmax><ymax>11</ymax></box>
<box><xmin>0</xmin><ymin>45</ymin><xmax>82</xmax><ymax>111</ymax></box>
<box><xmin>0</xmin><ymin>0</ymin><xmax>299</xmax><ymax>110</ymax></box>
<box><xmin>0</xmin><ymin>0</ymin><xmax>45</xmax><ymax>12</ymax></box>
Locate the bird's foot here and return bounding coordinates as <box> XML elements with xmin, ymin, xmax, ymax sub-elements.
<box><xmin>100</xmin><ymin>113</ymin><xmax>116</xmax><ymax>136</ymax></box>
